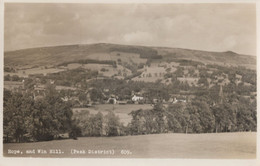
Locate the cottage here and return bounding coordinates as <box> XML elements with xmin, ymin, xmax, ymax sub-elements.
<box><xmin>173</xmin><ymin>97</ymin><xmax>187</xmax><ymax>104</ymax></box>
<box><xmin>132</xmin><ymin>95</ymin><xmax>144</xmax><ymax>102</ymax></box>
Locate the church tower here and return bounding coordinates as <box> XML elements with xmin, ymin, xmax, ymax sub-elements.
<box><xmin>219</xmin><ymin>84</ymin><xmax>223</xmax><ymax>104</ymax></box>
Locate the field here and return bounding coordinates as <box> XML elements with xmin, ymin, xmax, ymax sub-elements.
<box><xmin>66</xmin><ymin>63</ymin><xmax>132</xmax><ymax>77</ymax></box>
<box><xmin>3</xmin><ymin>132</ymin><xmax>256</xmax><ymax>158</ymax></box>
<box><xmin>4</xmin><ymin>67</ymin><xmax>66</xmax><ymax>77</ymax></box>
<box><xmin>72</xmin><ymin>104</ymin><xmax>153</xmax><ymax>125</ymax></box>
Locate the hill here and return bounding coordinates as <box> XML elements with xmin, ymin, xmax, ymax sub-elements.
<box><xmin>4</xmin><ymin>43</ymin><xmax>256</xmax><ymax>70</ymax></box>
<box><xmin>3</xmin><ymin>43</ymin><xmax>257</xmax><ymax>144</ymax></box>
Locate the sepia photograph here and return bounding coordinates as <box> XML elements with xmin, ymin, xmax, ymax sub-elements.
<box><xmin>1</xmin><ymin>0</ymin><xmax>258</xmax><ymax>164</ymax></box>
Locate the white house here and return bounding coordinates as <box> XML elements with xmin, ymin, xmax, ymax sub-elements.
<box><xmin>173</xmin><ymin>97</ymin><xmax>186</xmax><ymax>103</ymax></box>
<box><xmin>132</xmin><ymin>95</ymin><xmax>144</xmax><ymax>102</ymax></box>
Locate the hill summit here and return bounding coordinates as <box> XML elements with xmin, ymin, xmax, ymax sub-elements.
<box><xmin>4</xmin><ymin>43</ymin><xmax>256</xmax><ymax>70</ymax></box>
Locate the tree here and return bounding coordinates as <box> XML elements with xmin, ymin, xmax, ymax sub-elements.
<box><xmin>128</xmin><ymin>109</ymin><xmax>145</xmax><ymax>135</ymax></box>
<box><xmin>3</xmin><ymin>84</ymin><xmax>74</xmax><ymax>142</ymax></box>
<box><xmin>12</xmin><ymin>75</ymin><xmax>20</xmax><ymax>81</ymax></box>
<box><xmin>90</xmin><ymin>88</ymin><xmax>103</xmax><ymax>102</ymax></box>
<box><xmin>4</xmin><ymin>74</ymin><xmax>11</xmax><ymax>81</ymax></box>
<box><xmin>193</xmin><ymin>101</ymin><xmax>215</xmax><ymax>132</ymax></box>
<box><xmin>153</xmin><ymin>103</ymin><xmax>167</xmax><ymax>133</ymax></box>
<box><xmin>236</xmin><ymin>98</ymin><xmax>256</xmax><ymax>131</ymax></box>
<box><xmin>4</xmin><ymin>92</ymin><xmax>34</xmax><ymax>142</ymax></box>
<box><xmin>212</xmin><ymin>102</ymin><xmax>235</xmax><ymax>133</ymax></box>
<box><xmin>79</xmin><ymin>92</ymin><xmax>87</xmax><ymax>102</ymax></box>
<box><xmin>73</xmin><ymin>110</ymin><xmax>91</xmax><ymax>136</ymax></box>
<box><xmin>198</xmin><ymin>77</ymin><xmax>209</xmax><ymax>87</ymax></box>
<box><xmin>168</xmin><ymin>103</ymin><xmax>190</xmax><ymax>133</ymax></box>
<box><xmin>91</xmin><ymin>112</ymin><xmax>104</xmax><ymax>136</ymax></box>
<box><xmin>104</xmin><ymin>111</ymin><xmax>120</xmax><ymax>136</ymax></box>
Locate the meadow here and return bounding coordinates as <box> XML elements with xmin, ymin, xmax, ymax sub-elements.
<box><xmin>4</xmin><ymin>67</ymin><xmax>66</xmax><ymax>77</ymax></box>
<box><xmin>72</xmin><ymin>104</ymin><xmax>153</xmax><ymax>125</ymax></box>
<box><xmin>3</xmin><ymin>132</ymin><xmax>256</xmax><ymax>159</ymax></box>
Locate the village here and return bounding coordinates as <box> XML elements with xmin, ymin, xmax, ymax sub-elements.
<box><xmin>4</xmin><ymin>51</ymin><xmax>256</xmax><ymax>111</ymax></box>
<box><xmin>3</xmin><ymin>44</ymin><xmax>257</xmax><ymax>142</ymax></box>
<box><xmin>4</xmin><ymin>76</ymin><xmax>189</xmax><ymax>106</ymax></box>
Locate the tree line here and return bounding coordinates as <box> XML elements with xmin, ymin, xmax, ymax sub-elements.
<box><xmin>72</xmin><ymin>95</ymin><xmax>256</xmax><ymax>137</ymax></box>
<box><xmin>3</xmin><ymin>85</ymin><xmax>73</xmax><ymax>143</ymax></box>
<box><xmin>4</xmin><ymin>87</ymin><xmax>256</xmax><ymax>143</ymax></box>
<box><xmin>3</xmin><ymin>85</ymin><xmax>128</xmax><ymax>142</ymax></box>
<box><xmin>128</xmin><ymin>97</ymin><xmax>256</xmax><ymax>135</ymax></box>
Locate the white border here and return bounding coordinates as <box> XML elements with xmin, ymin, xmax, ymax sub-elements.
<box><xmin>1</xmin><ymin>0</ymin><xmax>259</xmax><ymax>3</ymax></box>
<box><xmin>0</xmin><ymin>0</ymin><xmax>259</xmax><ymax>166</ymax></box>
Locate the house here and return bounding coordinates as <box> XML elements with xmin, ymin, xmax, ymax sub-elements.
<box><xmin>132</xmin><ymin>95</ymin><xmax>144</xmax><ymax>102</ymax></box>
<box><xmin>49</xmin><ymin>80</ymin><xmax>55</xmax><ymax>84</ymax></box>
<box><xmin>103</xmin><ymin>88</ymin><xmax>110</xmax><ymax>92</ymax></box>
<box><xmin>34</xmin><ymin>84</ymin><xmax>46</xmax><ymax>92</ymax></box>
<box><xmin>33</xmin><ymin>84</ymin><xmax>46</xmax><ymax>98</ymax></box>
<box><xmin>173</xmin><ymin>97</ymin><xmax>187</xmax><ymax>104</ymax></box>
<box><xmin>61</xmin><ymin>96</ymin><xmax>69</xmax><ymax>102</ymax></box>
<box><xmin>235</xmin><ymin>74</ymin><xmax>243</xmax><ymax>80</ymax></box>
<box><xmin>153</xmin><ymin>98</ymin><xmax>159</xmax><ymax>104</ymax></box>
<box><xmin>168</xmin><ymin>98</ymin><xmax>174</xmax><ymax>103</ymax></box>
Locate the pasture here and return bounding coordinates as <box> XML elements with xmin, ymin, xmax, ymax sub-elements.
<box><xmin>110</xmin><ymin>51</ymin><xmax>147</xmax><ymax>64</ymax></box>
<box><xmin>3</xmin><ymin>132</ymin><xmax>256</xmax><ymax>158</ymax></box>
<box><xmin>72</xmin><ymin>104</ymin><xmax>153</xmax><ymax>125</ymax></box>
<box><xmin>132</xmin><ymin>76</ymin><xmax>163</xmax><ymax>83</ymax></box>
<box><xmin>4</xmin><ymin>67</ymin><xmax>66</xmax><ymax>77</ymax></box>
<box><xmin>66</xmin><ymin>63</ymin><xmax>132</xmax><ymax>77</ymax></box>
<box><xmin>86</xmin><ymin>52</ymin><xmax>147</xmax><ymax>64</ymax></box>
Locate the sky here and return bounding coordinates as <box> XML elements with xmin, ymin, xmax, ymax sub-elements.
<box><xmin>4</xmin><ymin>3</ymin><xmax>256</xmax><ymax>55</ymax></box>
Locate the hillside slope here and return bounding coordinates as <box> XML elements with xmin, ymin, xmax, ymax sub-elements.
<box><xmin>4</xmin><ymin>43</ymin><xmax>256</xmax><ymax>69</ymax></box>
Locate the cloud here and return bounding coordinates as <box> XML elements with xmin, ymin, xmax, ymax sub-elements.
<box><xmin>4</xmin><ymin>3</ymin><xmax>256</xmax><ymax>55</ymax></box>
<box><xmin>123</xmin><ymin>31</ymin><xmax>154</xmax><ymax>44</ymax></box>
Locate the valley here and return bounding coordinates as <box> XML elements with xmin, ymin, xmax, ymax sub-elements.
<box><xmin>3</xmin><ymin>43</ymin><xmax>257</xmax><ymax>143</ymax></box>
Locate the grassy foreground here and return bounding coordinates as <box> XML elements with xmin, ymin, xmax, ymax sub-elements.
<box><xmin>3</xmin><ymin>132</ymin><xmax>256</xmax><ymax>159</ymax></box>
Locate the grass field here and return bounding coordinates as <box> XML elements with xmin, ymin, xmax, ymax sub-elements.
<box><xmin>3</xmin><ymin>132</ymin><xmax>256</xmax><ymax>159</ymax></box>
<box><xmin>72</xmin><ymin>104</ymin><xmax>153</xmax><ymax>125</ymax></box>
<box><xmin>4</xmin><ymin>67</ymin><xmax>66</xmax><ymax>77</ymax></box>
